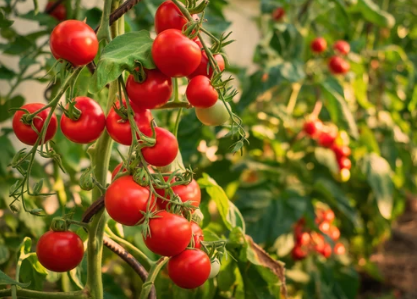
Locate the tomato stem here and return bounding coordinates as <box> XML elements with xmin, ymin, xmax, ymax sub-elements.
<box><xmin>138</xmin><ymin>257</ymin><xmax>169</xmax><ymax>299</ymax></box>
<box><xmin>0</xmin><ymin>289</ymin><xmax>87</xmax><ymax>299</ymax></box>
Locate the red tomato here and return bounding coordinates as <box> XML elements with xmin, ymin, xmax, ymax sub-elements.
<box><xmin>36</xmin><ymin>231</ymin><xmax>84</xmax><ymax>272</ymax></box>
<box><xmin>13</xmin><ymin>103</ymin><xmax>57</xmax><ymax>146</ymax></box>
<box><xmin>311</xmin><ymin>37</ymin><xmax>327</xmax><ymax>53</ymax></box>
<box><xmin>272</xmin><ymin>7</ymin><xmax>285</xmax><ymax>21</ymax></box>
<box><xmin>303</xmin><ymin>120</ymin><xmax>323</xmax><ymax>137</ymax></box>
<box><xmin>188</xmin><ymin>40</ymin><xmax>225</xmax><ymax>79</ymax></box>
<box><xmin>332</xmin><ymin>144</ymin><xmax>351</xmax><ymax>159</ymax></box>
<box><xmin>329</xmin><ymin>226</ymin><xmax>340</xmax><ymax>241</ymax></box>
<box><xmin>323</xmin><ymin>209</ymin><xmax>335</xmax><ymax>222</ymax></box>
<box><xmin>320</xmin><ymin>243</ymin><xmax>332</xmax><ymax>258</ymax></box>
<box><xmin>333</xmin><ymin>40</ymin><xmax>350</xmax><ymax>55</ymax></box>
<box><xmin>126</xmin><ymin>69</ymin><xmax>172</xmax><ymax>109</ymax></box>
<box><xmin>105</xmin><ymin>176</ymin><xmax>154</xmax><ymax>226</ymax></box>
<box><xmin>337</xmin><ymin>157</ymin><xmax>351</xmax><ymax>170</ymax></box>
<box><xmin>291</xmin><ymin>245</ymin><xmax>308</xmax><ymax>260</ymax></box>
<box><xmin>106</xmin><ymin>100</ymin><xmax>153</xmax><ymax>145</ymax></box>
<box><xmin>141</xmin><ymin>127</ymin><xmax>178</xmax><ymax>167</ymax></box>
<box><xmin>319</xmin><ymin>221</ymin><xmax>331</xmax><ymax>234</ymax></box>
<box><xmin>168</xmin><ymin>249</ymin><xmax>210</xmax><ymax>289</ymax></box>
<box><xmin>60</xmin><ymin>97</ymin><xmax>105</xmax><ymax>144</ymax></box>
<box><xmin>46</xmin><ymin>1</ymin><xmax>66</xmax><ymax>21</ymax></box>
<box><xmin>50</xmin><ymin>20</ymin><xmax>98</xmax><ymax>66</ymax></box>
<box><xmin>334</xmin><ymin>242</ymin><xmax>346</xmax><ymax>255</ymax></box>
<box><xmin>295</xmin><ymin>232</ymin><xmax>311</xmax><ymax>246</ymax></box>
<box><xmin>190</xmin><ymin>222</ymin><xmax>204</xmax><ymax>249</ymax></box>
<box><xmin>143</xmin><ymin>211</ymin><xmax>192</xmax><ymax>256</ymax></box>
<box><xmin>318</xmin><ymin>131</ymin><xmax>337</xmax><ymax>147</ymax></box>
<box><xmin>186</xmin><ymin>76</ymin><xmax>218</xmax><ymax>108</ymax></box>
<box><xmin>111</xmin><ymin>162</ymin><xmax>127</xmax><ymax>180</ymax></box>
<box><xmin>328</xmin><ymin>56</ymin><xmax>350</xmax><ymax>74</ymax></box>
<box><xmin>156</xmin><ymin>178</ymin><xmax>201</xmax><ymax>209</ymax></box>
<box><xmin>155</xmin><ymin>0</ymin><xmax>187</xmax><ymax>33</ymax></box>
<box><xmin>152</xmin><ymin>29</ymin><xmax>202</xmax><ymax>77</ymax></box>
<box><xmin>311</xmin><ymin>232</ymin><xmax>325</xmax><ymax>252</ymax></box>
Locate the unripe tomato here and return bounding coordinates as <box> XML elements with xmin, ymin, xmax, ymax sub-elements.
<box><xmin>155</xmin><ymin>1</ymin><xmax>197</xmax><ymax>34</ymax></box>
<box><xmin>272</xmin><ymin>7</ymin><xmax>285</xmax><ymax>21</ymax></box>
<box><xmin>61</xmin><ymin>97</ymin><xmax>105</xmax><ymax>144</ymax></box>
<box><xmin>50</xmin><ymin>20</ymin><xmax>98</xmax><ymax>67</ymax></box>
<box><xmin>334</xmin><ymin>242</ymin><xmax>346</xmax><ymax>255</ymax></box>
<box><xmin>156</xmin><ymin>178</ymin><xmax>201</xmax><ymax>209</ymax></box>
<box><xmin>36</xmin><ymin>231</ymin><xmax>84</xmax><ymax>272</ymax></box>
<box><xmin>318</xmin><ymin>130</ymin><xmax>337</xmax><ymax>147</ymax></box>
<box><xmin>195</xmin><ymin>101</ymin><xmax>230</xmax><ymax>126</ymax></box>
<box><xmin>152</xmin><ymin>29</ymin><xmax>202</xmax><ymax>77</ymax></box>
<box><xmin>105</xmin><ymin>176</ymin><xmax>154</xmax><ymax>226</ymax></box>
<box><xmin>141</xmin><ymin>127</ymin><xmax>178</xmax><ymax>167</ymax></box>
<box><xmin>143</xmin><ymin>211</ymin><xmax>192</xmax><ymax>256</ymax></box>
<box><xmin>311</xmin><ymin>37</ymin><xmax>327</xmax><ymax>53</ymax></box>
<box><xmin>168</xmin><ymin>249</ymin><xmax>211</xmax><ymax>289</ymax></box>
<box><xmin>337</xmin><ymin>156</ymin><xmax>351</xmax><ymax>170</ymax></box>
<box><xmin>333</xmin><ymin>40</ymin><xmax>350</xmax><ymax>55</ymax></box>
<box><xmin>186</xmin><ymin>76</ymin><xmax>218</xmax><ymax>108</ymax></box>
<box><xmin>303</xmin><ymin>120</ymin><xmax>323</xmax><ymax>137</ymax></box>
<box><xmin>291</xmin><ymin>245</ymin><xmax>308</xmax><ymax>260</ymax></box>
<box><xmin>13</xmin><ymin>103</ymin><xmax>58</xmax><ymax>146</ymax></box>
<box><xmin>46</xmin><ymin>1</ymin><xmax>66</xmax><ymax>21</ymax></box>
<box><xmin>190</xmin><ymin>221</ymin><xmax>204</xmax><ymax>249</ymax></box>
<box><xmin>126</xmin><ymin>69</ymin><xmax>172</xmax><ymax>110</ymax></box>
<box><xmin>209</xmin><ymin>258</ymin><xmax>220</xmax><ymax>278</ymax></box>
<box><xmin>187</xmin><ymin>40</ymin><xmax>225</xmax><ymax>79</ymax></box>
<box><xmin>328</xmin><ymin>56</ymin><xmax>350</xmax><ymax>74</ymax></box>
<box><xmin>336</xmin><ymin>168</ymin><xmax>351</xmax><ymax>182</ymax></box>
<box><xmin>332</xmin><ymin>144</ymin><xmax>351</xmax><ymax>159</ymax></box>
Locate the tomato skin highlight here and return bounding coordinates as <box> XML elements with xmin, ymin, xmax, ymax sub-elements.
<box><xmin>126</xmin><ymin>69</ymin><xmax>172</xmax><ymax>110</ymax></box>
<box><xmin>168</xmin><ymin>249</ymin><xmax>211</xmax><ymax>289</ymax></box>
<box><xmin>46</xmin><ymin>1</ymin><xmax>66</xmax><ymax>21</ymax></box>
<box><xmin>186</xmin><ymin>76</ymin><xmax>218</xmax><ymax>108</ymax></box>
<box><xmin>152</xmin><ymin>29</ymin><xmax>202</xmax><ymax>78</ymax></box>
<box><xmin>311</xmin><ymin>37</ymin><xmax>327</xmax><ymax>53</ymax></box>
<box><xmin>36</xmin><ymin>231</ymin><xmax>84</xmax><ymax>272</ymax></box>
<box><xmin>141</xmin><ymin>127</ymin><xmax>178</xmax><ymax>167</ymax></box>
<box><xmin>328</xmin><ymin>56</ymin><xmax>350</xmax><ymax>74</ymax></box>
<box><xmin>195</xmin><ymin>101</ymin><xmax>230</xmax><ymax>126</ymax></box>
<box><xmin>187</xmin><ymin>41</ymin><xmax>225</xmax><ymax>79</ymax></box>
<box><xmin>337</xmin><ymin>156</ymin><xmax>351</xmax><ymax>170</ymax></box>
<box><xmin>13</xmin><ymin>103</ymin><xmax>58</xmax><ymax>146</ymax></box>
<box><xmin>333</xmin><ymin>40</ymin><xmax>350</xmax><ymax>55</ymax></box>
<box><xmin>303</xmin><ymin>120</ymin><xmax>322</xmax><ymax>137</ymax></box>
<box><xmin>156</xmin><ymin>178</ymin><xmax>201</xmax><ymax>209</ymax></box>
<box><xmin>190</xmin><ymin>221</ymin><xmax>204</xmax><ymax>249</ymax></box>
<box><xmin>143</xmin><ymin>211</ymin><xmax>192</xmax><ymax>256</ymax></box>
<box><xmin>105</xmin><ymin>176</ymin><xmax>154</xmax><ymax>226</ymax></box>
<box><xmin>50</xmin><ymin>20</ymin><xmax>98</xmax><ymax>67</ymax></box>
<box><xmin>318</xmin><ymin>131</ymin><xmax>337</xmax><ymax>147</ymax></box>
<box><xmin>60</xmin><ymin>97</ymin><xmax>105</xmax><ymax>144</ymax></box>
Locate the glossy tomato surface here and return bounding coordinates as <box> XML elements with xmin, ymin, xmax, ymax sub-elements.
<box><xmin>156</xmin><ymin>178</ymin><xmax>201</xmax><ymax>209</ymax></box>
<box><xmin>13</xmin><ymin>103</ymin><xmax>57</xmax><ymax>145</ymax></box>
<box><xmin>155</xmin><ymin>0</ymin><xmax>187</xmax><ymax>33</ymax></box>
<box><xmin>50</xmin><ymin>20</ymin><xmax>98</xmax><ymax>66</ymax></box>
<box><xmin>46</xmin><ymin>1</ymin><xmax>66</xmax><ymax>21</ymax></box>
<box><xmin>303</xmin><ymin>120</ymin><xmax>322</xmax><ymax>137</ymax></box>
<box><xmin>141</xmin><ymin>127</ymin><xmax>178</xmax><ymax>167</ymax></box>
<box><xmin>311</xmin><ymin>37</ymin><xmax>327</xmax><ymax>53</ymax></box>
<box><xmin>328</xmin><ymin>56</ymin><xmax>350</xmax><ymax>74</ymax></box>
<box><xmin>186</xmin><ymin>76</ymin><xmax>218</xmax><ymax>108</ymax></box>
<box><xmin>333</xmin><ymin>40</ymin><xmax>350</xmax><ymax>55</ymax></box>
<box><xmin>318</xmin><ymin>131</ymin><xmax>337</xmax><ymax>147</ymax></box>
<box><xmin>36</xmin><ymin>231</ymin><xmax>84</xmax><ymax>272</ymax></box>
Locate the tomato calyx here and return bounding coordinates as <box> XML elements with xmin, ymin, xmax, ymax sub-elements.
<box><xmin>187</xmin><ymin>0</ymin><xmax>209</xmax><ymax>14</ymax></box>
<box><xmin>131</xmin><ymin>63</ymin><xmax>147</xmax><ymax>83</ymax></box>
<box><xmin>51</xmin><ymin>218</ymin><xmax>69</xmax><ymax>232</ymax></box>
<box><xmin>60</xmin><ymin>99</ymin><xmax>82</xmax><ymax>121</ymax></box>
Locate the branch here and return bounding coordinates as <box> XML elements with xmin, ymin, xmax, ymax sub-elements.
<box><xmin>0</xmin><ymin>289</ymin><xmax>86</xmax><ymax>299</ymax></box>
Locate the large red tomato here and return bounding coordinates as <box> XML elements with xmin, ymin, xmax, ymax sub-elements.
<box><xmin>328</xmin><ymin>56</ymin><xmax>350</xmax><ymax>74</ymax></box>
<box><xmin>60</xmin><ymin>97</ymin><xmax>105</xmax><ymax>144</ymax></box>
<box><xmin>143</xmin><ymin>211</ymin><xmax>192</xmax><ymax>256</ymax></box>
<box><xmin>156</xmin><ymin>178</ymin><xmax>201</xmax><ymax>209</ymax></box>
<box><xmin>106</xmin><ymin>100</ymin><xmax>153</xmax><ymax>145</ymax></box>
<box><xmin>310</xmin><ymin>37</ymin><xmax>327</xmax><ymax>53</ymax></box>
<box><xmin>188</xmin><ymin>40</ymin><xmax>225</xmax><ymax>79</ymax></box>
<box><xmin>186</xmin><ymin>76</ymin><xmax>218</xmax><ymax>108</ymax></box>
<box><xmin>13</xmin><ymin>103</ymin><xmax>57</xmax><ymax>145</ymax></box>
<box><xmin>126</xmin><ymin>69</ymin><xmax>172</xmax><ymax>109</ymax></box>
<box><xmin>50</xmin><ymin>20</ymin><xmax>98</xmax><ymax>66</ymax></box>
<box><xmin>190</xmin><ymin>221</ymin><xmax>204</xmax><ymax>249</ymax></box>
<box><xmin>333</xmin><ymin>40</ymin><xmax>350</xmax><ymax>55</ymax></box>
<box><xmin>36</xmin><ymin>231</ymin><xmax>84</xmax><ymax>272</ymax></box>
<box><xmin>46</xmin><ymin>1</ymin><xmax>66</xmax><ymax>21</ymax></box>
<box><xmin>155</xmin><ymin>0</ymin><xmax>186</xmax><ymax>33</ymax></box>
<box><xmin>141</xmin><ymin>127</ymin><xmax>178</xmax><ymax>167</ymax></box>
<box><xmin>168</xmin><ymin>249</ymin><xmax>211</xmax><ymax>289</ymax></box>
<box><xmin>152</xmin><ymin>29</ymin><xmax>202</xmax><ymax>77</ymax></box>
<box><xmin>105</xmin><ymin>176</ymin><xmax>154</xmax><ymax>226</ymax></box>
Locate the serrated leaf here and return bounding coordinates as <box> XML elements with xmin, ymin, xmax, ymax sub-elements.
<box><xmin>90</xmin><ymin>31</ymin><xmax>155</xmax><ymax>94</ymax></box>
<box><xmin>0</xmin><ymin>270</ymin><xmax>30</xmax><ymax>288</ymax></box>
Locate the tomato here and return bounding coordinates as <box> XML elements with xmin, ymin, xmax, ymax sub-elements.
<box><xmin>329</xmin><ymin>226</ymin><xmax>340</xmax><ymax>241</ymax></box>
<box><xmin>334</xmin><ymin>242</ymin><xmax>346</xmax><ymax>255</ymax></box>
<box><xmin>46</xmin><ymin>1</ymin><xmax>66</xmax><ymax>21</ymax></box>
<box><xmin>311</xmin><ymin>232</ymin><xmax>325</xmax><ymax>252</ymax></box>
<box><xmin>106</xmin><ymin>100</ymin><xmax>153</xmax><ymax>145</ymax></box>
<box><xmin>272</xmin><ymin>7</ymin><xmax>285</xmax><ymax>21</ymax></box>
<box><xmin>156</xmin><ymin>178</ymin><xmax>201</xmax><ymax>209</ymax></box>
<box><xmin>126</xmin><ymin>69</ymin><xmax>172</xmax><ymax>109</ymax></box>
<box><xmin>105</xmin><ymin>176</ymin><xmax>154</xmax><ymax>226</ymax></box>
<box><xmin>187</xmin><ymin>41</ymin><xmax>225</xmax><ymax>79</ymax></box>
<box><xmin>323</xmin><ymin>209</ymin><xmax>335</xmax><ymax>222</ymax></box>
<box><xmin>318</xmin><ymin>130</ymin><xmax>337</xmax><ymax>147</ymax></box>
<box><xmin>13</xmin><ymin>103</ymin><xmax>57</xmax><ymax>146</ymax></box>
<box><xmin>168</xmin><ymin>249</ymin><xmax>211</xmax><ymax>289</ymax></box>
<box><xmin>155</xmin><ymin>0</ymin><xmax>190</xmax><ymax>33</ymax></box>
<box><xmin>296</xmin><ymin>232</ymin><xmax>311</xmax><ymax>246</ymax></box>
<box><xmin>50</xmin><ymin>20</ymin><xmax>98</xmax><ymax>67</ymax></box>
<box><xmin>291</xmin><ymin>245</ymin><xmax>308</xmax><ymax>260</ymax></box>
<box><xmin>335</xmin><ymin>168</ymin><xmax>351</xmax><ymax>182</ymax></box>
<box><xmin>186</xmin><ymin>76</ymin><xmax>218</xmax><ymax>108</ymax></box>
<box><xmin>143</xmin><ymin>211</ymin><xmax>192</xmax><ymax>256</ymax></box>
<box><xmin>111</xmin><ymin>162</ymin><xmax>127</xmax><ymax>180</ymax></box>
<box><xmin>36</xmin><ymin>231</ymin><xmax>84</xmax><ymax>272</ymax></box>
<box><xmin>319</xmin><ymin>243</ymin><xmax>332</xmax><ymax>258</ymax></box>
<box><xmin>195</xmin><ymin>101</ymin><xmax>230</xmax><ymax>126</ymax></box>
<box><xmin>319</xmin><ymin>221</ymin><xmax>330</xmax><ymax>234</ymax></box>
<box><xmin>141</xmin><ymin>127</ymin><xmax>178</xmax><ymax>167</ymax></box>
<box><xmin>303</xmin><ymin>120</ymin><xmax>322</xmax><ymax>137</ymax></box>
<box><xmin>152</xmin><ymin>29</ymin><xmax>202</xmax><ymax>77</ymax></box>
<box><xmin>190</xmin><ymin>221</ymin><xmax>204</xmax><ymax>249</ymax></box>
<box><xmin>333</xmin><ymin>40</ymin><xmax>350</xmax><ymax>55</ymax></box>
<box><xmin>328</xmin><ymin>56</ymin><xmax>350</xmax><ymax>74</ymax></box>
<box><xmin>60</xmin><ymin>97</ymin><xmax>105</xmax><ymax>144</ymax></box>
<box><xmin>332</xmin><ymin>144</ymin><xmax>351</xmax><ymax>159</ymax></box>
<box><xmin>337</xmin><ymin>156</ymin><xmax>351</xmax><ymax>170</ymax></box>
<box><xmin>311</xmin><ymin>37</ymin><xmax>327</xmax><ymax>53</ymax></box>
<box><xmin>209</xmin><ymin>258</ymin><xmax>220</xmax><ymax>279</ymax></box>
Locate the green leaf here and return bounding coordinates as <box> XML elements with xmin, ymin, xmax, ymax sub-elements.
<box><xmin>352</xmin><ymin>76</ymin><xmax>373</xmax><ymax>109</ymax></box>
<box><xmin>90</xmin><ymin>31</ymin><xmax>155</xmax><ymax>94</ymax></box>
<box><xmin>0</xmin><ymin>244</ymin><xmax>10</xmax><ymax>264</ymax></box>
<box><xmin>355</xmin><ymin>0</ymin><xmax>395</xmax><ymax>28</ymax></box>
<box><xmin>273</xmin><ymin>61</ymin><xmax>305</xmax><ymax>82</ymax></box>
<box><xmin>0</xmin><ymin>11</ymin><xmax>14</xmax><ymax>28</ymax></box>
<box><xmin>361</xmin><ymin>153</ymin><xmax>393</xmax><ymax>219</ymax></box>
<box><xmin>0</xmin><ymin>135</ymin><xmax>15</xmax><ymax>176</ymax></box>
<box><xmin>3</xmin><ymin>36</ymin><xmax>33</xmax><ymax>55</ymax></box>
<box><xmin>0</xmin><ymin>65</ymin><xmax>15</xmax><ymax>79</ymax></box>
<box><xmin>315</xmin><ymin>147</ymin><xmax>339</xmax><ymax>174</ymax></box>
<box><xmin>359</xmin><ymin>125</ymin><xmax>380</xmax><ymax>154</ymax></box>
<box><xmin>19</xmin><ymin>254</ymin><xmax>47</xmax><ymax>291</ymax></box>
<box><xmin>0</xmin><ymin>270</ymin><xmax>30</xmax><ymax>288</ymax></box>
<box><xmin>0</xmin><ymin>95</ymin><xmax>24</xmax><ymax>122</ymax></box>
<box><xmin>19</xmin><ymin>11</ymin><xmax>57</xmax><ymax>27</ymax></box>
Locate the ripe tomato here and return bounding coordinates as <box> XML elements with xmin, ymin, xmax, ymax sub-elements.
<box><xmin>319</xmin><ymin>221</ymin><xmax>331</xmax><ymax>234</ymax></box>
<box><xmin>143</xmin><ymin>211</ymin><xmax>192</xmax><ymax>256</ymax></box>
<box><xmin>106</xmin><ymin>100</ymin><xmax>153</xmax><ymax>145</ymax></box>
<box><xmin>303</xmin><ymin>120</ymin><xmax>322</xmax><ymax>137</ymax></box>
<box><xmin>329</xmin><ymin>226</ymin><xmax>340</xmax><ymax>241</ymax></box>
<box><xmin>311</xmin><ymin>37</ymin><xmax>327</xmax><ymax>53</ymax></box>
<box><xmin>111</xmin><ymin>162</ymin><xmax>126</xmax><ymax>180</ymax></box>
<box><xmin>46</xmin><ymin>1</ymin><xmax>66</xmax><ymax>21</ymax></box>
<box><xmin>323</xmin><ymin>209</ymin><xmax>335</xmax><ymax>222</ymax></box>
<box><xmin>334</xmin><ymin>242</ymin><xmax>346</xmax><ymax>255</ymax></box>
<box><xmin>105</xmin><ymin>176</ymin><xmax>154</xmax><ymax>226</ymax></box>
<box><xmin>186</xmin><ymin>76</ymin><xmax>218</xmax><ymax>108</ymax></box>
<box><xmin>190</xmin><ymin>221</ymin><xmax>204</xmax><ymax>249</ymax></box>
<box><xmin>195</xmin><ymin>101</ymin><xmax>230</xmax><ymax>126</ymax></box>
<box><xmin>168</xmin><ymin>249</ymin><xmax>211</xmax><ymax>289</ymax></box>
<box><xmin>156</xmin><ymin>178</ymin><xmax>201</xmax><ymax>209</ymax></box>
<box><xmin>318</xmin><ymin>130</ymin><xmax>337</xmax><ymax>147</ymax></box>
<box><xmin>337</xmin><ymin>156</ymin><xmax>351</xmax><ymax>170</ymax></box>
<box><xmin>36</xmin><ymin>231</ymin><xmax>84</xmax><ymax>272</ymax></box>
<box><xmin>332</xmin><ymin>144</ymin><xmax>351</xmax><ymax>159</ymax></box>
<box><xmin>60</xmin><ymin>97</ymin><xmax>105</xmax><ymax>144</ymax></box>
<box><xmin>311</xmin><ymin>232</ymin><xmax>325</xmax><ymax>252</ymax></box>
<box><xmin>272</xmin><ymin>7</ymin><xmax>285</xmax><ymax>21</ymax></box>
<box><xmin>187</xmin><ymin>41</ymin><xmax>225</xmax><ymax>79</ymax></box>
<box><xmin>141</xmin><ymin>127</ymin><xmax>178</xmax><ymax>167</ymax></box>
<box><xmin>50</xmin><ymin>20</ymin><xmax>98</xmax><ymax>66</ymax></box>
<box><xmin>152</xmin><ymin>29</ymin><xmax>202</xmax><ymax>77</ymax></box>
<box><xmin>319</xmin><ymin>243</ymin><xmax>332</xmax><ymax>258</ymax></box>
<box><xmin>333</xmin><ymin>40</ymin><xmax>350</xmax><ymax>55</ymax></box>
<box><xmin>296</xmin><ymin>232</ymin><xmax>311</xmax><ymax>246</ymax></box>
<box><xmin>155</xmin><ymin>0</ymin><xmax>188</xmax><ymax>33</ymax></box>
<box><xmin>126</xmin><ymin>69</ymin><xmax>172</xmax><ymax>109</ymax></box>
<box><xmin>291</xmin><ymin>245</ymin><xmax>308</xmax><ymax>260</ymax></box>
<box><xmin>328</xmin><ymin>56</ymin><xmax>350</xmax><ymax>74</ymax></box>
<box><xmin>13</xmin><ymin>103</ymin><xmax>57</xmax><ymax>146</ymax></box>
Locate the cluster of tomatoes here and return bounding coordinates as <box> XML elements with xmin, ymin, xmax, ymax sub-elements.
<box><xmin>303</xmin><ymin>119</ymin><xmax>352</xmax><ymax>181</ymax></box>
<box><xmin>292</xmin><ymin>209</ymin><xmax>346</xmax><ymax>260</ymax></box>
<box><xmin>310</xmin><ymin>37</ymin><xmax>351</xmax><ymax>75</ymax></box>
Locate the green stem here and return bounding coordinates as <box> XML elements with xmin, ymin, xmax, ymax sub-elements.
<box><xmin>138</xmin><ymin>257</ymin><xmax>169</xmax><ymax>299</ymax></box>
<box><xmin>172</xmin><ymin>78</ymin><xmax>180</xmax><ymax>103</ymax></box>
<box><xmin>97</xmin><ymin>0</ymin><xmax>113</xmax><ymax>42</ymax></box>
<box><xmin>173</xmin><ymin>108</ymin><xmax>183</xmax><ymax>137</ymax></box>
<box><xmin>154</xmin><ymin>101</ymin><xmax>191</xmax><ymax>110</ymax></box>
<box><xmin>0</xmin><ymin>288</ymin><xmax>87</xmax><ymax>299</ymax></box>
<box><xmin>286</xmin><ymin>82</ymin><xmax>301</xmax><ymax>114</ymax></box>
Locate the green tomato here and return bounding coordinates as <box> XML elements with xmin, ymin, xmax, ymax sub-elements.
<box><xmin>195</xmin><ymin>101</ymin><xmax>230</xmax><ymax>126</ymax></box>
<box><xmin>209</xmin><ymin>258</ymin><xmax>220</xmax><ymax>279</ymax></box>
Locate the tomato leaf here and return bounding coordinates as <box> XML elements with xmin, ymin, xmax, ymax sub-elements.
<box><xmin>0</xmin><ymin>270</ymin><xmax>30</xmax><ymax>288</ymax></box>
<box><xmin>90</xmin><ymin>31</ymin><xmax>155</xmax><ymax>94</ymax></box>
<box><xmin>354</xmin><ymin>0</ymin><xmax>395</xmax><ymax>28</ymax></box>
<box><xmin>19</xmin><ymin>254</ymin><xmax>47</xmax><ymax>291</ymax></box>
<box><xmin>0</xmin><ymin>95</ymin><xmax>24</xmax><ymax>122</ymax></box>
